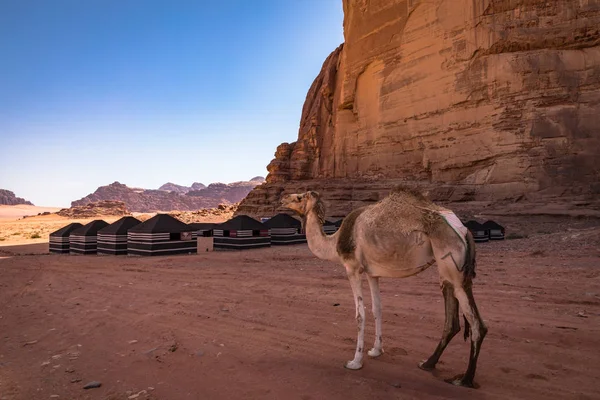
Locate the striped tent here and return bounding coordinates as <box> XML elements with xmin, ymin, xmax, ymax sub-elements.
<box><xmin>128</xmin><ymin>214</ymin><xmax>196</xmax><ymax>256</ymax></box>
<box><xmin>49</xmin><ymin>223</ymin><xmax>83</xmax><ymax>254</ymax></box>
<box><xmin>70</xmin><ymin>220</ymin><xmax>109</xmax><ymax>254</ymax></box>
<box><xmin>464</xmin><ymin>220</ymin><xmax>489</xmax><ymax>243</ymax></box>
<box><xmin>213</xmin><ymin>215</ymin><xmax>270</xmax><ymax>250</ymax></box>
<box><xmin>187</xmin><ymin>222</ymin><xmax>214</xmax><ymax>237</ymax></box>
<box><xmin>97</xmin><ymin>216</ymin><xmax>141</xmax><ymax>255</ymax></box>
<box><xmin>482</xmin><ymin>220</ymin><xmax>505</xmax><ymax>240</ymax></box>
<box><xmin>334</xmin><ymin>218</ymin><xmax>344</xmax><ymax>228</ymax></box>
<box><xmin>264</xmin><ymin>213</ymin><xmax>305</xmax><ymax>245</ymax></box>
<box><xmin>323</xmin><ymin>220</ymin><xmax>338</xmax><ymax>235</ymax></box>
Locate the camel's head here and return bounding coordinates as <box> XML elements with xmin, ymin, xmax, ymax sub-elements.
<box><xmin>281</xmin><ymin>191</ymin><xmax>322</xmax><ymax>218</ymax></box>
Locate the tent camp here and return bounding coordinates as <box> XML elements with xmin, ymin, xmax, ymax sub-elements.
<box><xmin>187</xmin><ymin>222</ymin><xmax>214</xmax><ymax>237</ymax></box>
<box><xmin>49</xmin><ymin>223</ymin><xmax>83</xmax><ymax>254</ymax></box>
<box><xmin>263</xmin><ymin>213</ymin><xmax>306</xmax><ymax>245</ymax></box>
<box><xmin>213</xmin><ymin>215</ymin><xmax>270</xmax><ymax>250</ymax></box>
<box><xmin>323</xmin><ymin>220</ymin><xmax>338</xmax><ymax>234</ymax></box>
<box><xmin>127</xmin><ymin>214</ymin><xmax>196</xmax><ymax>256</ymax></box>
<box><xmin>482</xmin><ymin>220</ymin><xmax>505</xmax><ymax>240</ymax></box>
<box><xmin>70</xmin><ymin>220</ymin><xmax>109</xmax><ymax>254</ymax></box>
<box><xmin>97</xmin><ymin>216</ymin><xmax>141</xmax><ymax>255</ymax></box>
<box><xmin>464</xmin><ymin>220</ymin><xmax>489</xmax><ymax>242</ymax></box>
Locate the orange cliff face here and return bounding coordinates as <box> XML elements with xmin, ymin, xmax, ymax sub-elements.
<box><xmin>238</xmin><ymin>0</ymin><xmax>600</xmax><ymax>218</ymax></box>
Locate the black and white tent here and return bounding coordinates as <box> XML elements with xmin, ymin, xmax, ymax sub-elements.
<box><xmin>464</xmin><ymin>220</ymin><xmax>489</xmax><ymax>243</ymax></box>
<box><xmin>70</xmin><ymin>220</ymin><xmax>109</xmax><ymax>254</ymax></box>
<box><xmin>213</xmin><ymin>215</ymin><xmax>270</xmax><ymax>250</ymax></box>
<box><xmin>482</xmin><ymin>220</ymin><xmax>505</xmax><ymax>240</ymax></box>
<box><xmin>187</xmin><ymin>222</ymin><xmax>214</xmax><ymax>237</ymax></box>
<box><xmin>127</xmin><ymin>214</ymin><xmax>197</xmax><ymax>256</ymax></box>
<box><xmin>97</xmin><ymin>216</ymin><xmax>141</xmax><ymax>255</ymax></box>
<box><xmin>49</xmin><ymin>223</ymin><xmax>83</xmax><ymax>254</ymax></box>
<box><xmin>323</xmin><ymin>220</ymin><xmax>338</xmax><ymax>235</ymax></box>
<box><xmin>263</xmin><ymin>213</ymin><xmax>305</xmax><ymax>245</ymax></box>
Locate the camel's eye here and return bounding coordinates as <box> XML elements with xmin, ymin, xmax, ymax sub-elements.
<box><xmin>296</xmin><ymin>195</ymin><xmax>302</xmax><ymax>201</ymax></box>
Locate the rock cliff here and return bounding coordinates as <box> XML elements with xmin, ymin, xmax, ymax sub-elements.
<box><xmin>238</xmin><ymin>0</ymin><xmax>600</xmax><ymax>218</ymax></box>
<box><xmin>0</xmin><ymin>189</ymin><xmax>33</xmax><ymax>206</ymax></box>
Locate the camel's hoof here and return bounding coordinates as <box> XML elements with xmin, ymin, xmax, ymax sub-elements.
<box><xmin>368</xmin><ymin>348</ymin><xmax>383</xmax><ymax>358</ymax></box>
<box><xmin>445</xmin><ymin>374</ymin><xmax>476</xmax><ymax>388</ymax></box>
<box><xmin>344</xmin><ymin>360</ymin><xmax>363</xmax><ymax>370</ymax></box>
<box><xmin>418</xmin><ymin>360</ymin><xmax>435</xmax><ymax>371</ymax></box>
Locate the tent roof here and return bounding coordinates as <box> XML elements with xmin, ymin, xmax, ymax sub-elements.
<box><xmin>98</xmin><ymin>216</ymin><xmax>141</xmax><ymax>235</ymax></box>
<box><xmin>187</xmin><ymin>222</ymin><xmax>215</xmax><ymax>231</ymax></box>
<box><xmin>324</xmin><ymin>219</ymin><xmax>336</xmax><ymax>226</ymax></box>
<box><xmin>71</xmin><ymin>220</ymin><xmax>109</xmax><ymax>236</ymax></box>
<box><xmin>482</xmin><ymin>220</ymin><xmax>504</xmax><ymax>230</ymax></box>
<box><xmin>50</xmin><ymin>222</ymin><xmax>83</xmax><ymax>237</ymax></box>
<box><xmin>464</xmin><ymin>220</ymin><xmax>486</xmax><ymax>230</ymax></box>
<box><xmin>217</xmin><ymin>215</ymin><xmax>266</xmax><ymax>231</ymax></box>
<box><xmin>263</xmin><ymin>213</ymin><xmax>301</xmax><ymax>229</ymax></box>
<box><xmin>128</xmin><ymin>214</ymin><xmax>191</xmax><ymax>234</ymax></box>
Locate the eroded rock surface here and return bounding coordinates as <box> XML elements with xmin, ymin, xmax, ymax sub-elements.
<box><xmin>238</xmin><ymin>0</ymin><xmax>600</xmax><ymax>217</ymax></box>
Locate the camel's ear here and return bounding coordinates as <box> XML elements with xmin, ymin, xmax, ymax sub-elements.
<box><xmin>307</xmin><ymin>191</ymin><xmax>320</xmax><ymax>199</ymax></box>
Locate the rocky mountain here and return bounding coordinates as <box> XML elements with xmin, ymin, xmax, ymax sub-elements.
<box><xmin>237</xmin><ymin>0</ymin><xmax>600</xmax><ymax>218</ymax></box>
<box><xmin>0</xmin><ymin>189</ymin><xmax>33</xmax><ymax>206</ymax></box>
<box><xmin>72</xmin><ymin>178</ymin><xmax>264</xmax><ymax>212</ymax></box>
<box><xmin>56</xmin><ymin>200</ymin><xmax>129</xmax><ymax>218</ymax></box>
<box><xmin>158</xmin><ymin>182</ymin><xmax>207</xmax><ymax>193</ymax></box>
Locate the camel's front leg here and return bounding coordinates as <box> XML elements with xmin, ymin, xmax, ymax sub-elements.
<box><xmin>345</xmin><ymin>270</ymin><xmax>365</xmax><ymax>370</ymax></box>
<box><xmin>367</xmin><ymin>275</ymin><xmax>383</xmax><ymax>357</ymax></box>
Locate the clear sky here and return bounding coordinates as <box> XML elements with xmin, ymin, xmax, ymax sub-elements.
<box><xmin>0</xmin><ymin>0</ymin><xmax>343</xmax><ymax>207</ymax></box>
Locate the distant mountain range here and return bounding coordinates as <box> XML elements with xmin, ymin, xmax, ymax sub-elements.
<box><xmin>71</xmin><ymin>177</ymin><xmax>265</xmax><ymax>212</ymax></box>
<box><xmin>0</xmin><ymin>189</ymin><xmax>33</xmax><ymax>206</ymax></box>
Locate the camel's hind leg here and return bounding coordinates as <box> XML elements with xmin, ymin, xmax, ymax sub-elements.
<box><xmin>449</xmin><ymin>281</ymin><xmax>488</xmax><ymax>387</ymax></box>
<box><xmin>366</xmin><ymin>275</ymin><xmax>383</xmax><ymax>357</ymax></box>
<box><xmin>418</xmin><ymin>281</ymin><xmax>460</xmax><ymax>370</ymax></box>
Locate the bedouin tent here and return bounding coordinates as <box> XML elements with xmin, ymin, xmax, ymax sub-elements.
<box><xmin>482</xmin><ymin>220</ymin><xmax>505</xmax><ymax>240</ymax></box>
<box><xmin>187</xmin><ymin>222</ymin><xmax>214</xmax><ymax>237</ymax></box>
<box><xmin>464</xmin><ymin>220</ymin><xmax>489</xmax><ymax>243</ymax></box>
<box><xmin>263</xmin><ymin>213</ymin><xmax>305</xmax><ymax>245</ymax></box>
<box><xmin>49</xmin><ymin>223</ymin><xmax>83</xmax><ymax>254</ymax></box>
<box><xmin>127</xmin><ymin>214</ymin><xmax>196</xmax><ymax>256</ymax></box>
<box><xmin>323</xmin><ymin>220</ymin><xmax>338</xmax><ymax>234</ymax></box>
<box><xmin>70</xmin><ymin>220</ymin><xmax>109</xmax><ymax>254</ymax></box>
<box><xmin>97</xmin><ymin>216</ymin><xmax>141</xmax><ymax>255</ymax></box>
<box><xmin>213</xmin><ymin>215</ymin><xmax>270</xmax><ymax>250</ymax></box>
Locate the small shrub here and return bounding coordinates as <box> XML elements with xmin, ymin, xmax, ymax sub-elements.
<box><xmin>0</xmin><ymin>237</ymin><xmax>5</xmax><ymax>241</ymax></box>
<box><xmin>12</xmin><ymin>232</ymin><xmax>21</xmax><ymax>236</ymax></box>
<box><xmin>30</xmin><ymin>232</ymin><xmax>42</xmax><ymax>239</ymax></box>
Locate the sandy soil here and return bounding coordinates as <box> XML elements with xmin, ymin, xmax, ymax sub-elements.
<box><xmin>1</xmin><ymin>221</ymin><xmax>599</xmax><ymax>400</ymax></box>
<box><xmin>0</xmin><ymin>208</ymin><xmax>232</xmax><ymax>247</ymax></box>
<box><xmin>0</xmin><ymin>205</ymin><xmax>62</xmax><ymax>220</ymax></box>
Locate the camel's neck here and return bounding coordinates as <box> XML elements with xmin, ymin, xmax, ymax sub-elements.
<box><xmin>304</xmin><ymin>210</ymin><xmax>338</xmax><ymax>262</ymax></box>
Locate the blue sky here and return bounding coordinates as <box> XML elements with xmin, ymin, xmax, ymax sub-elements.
<box><xmin>0</xmin><ymin>0</ymin><xmax>343</xmax><ymax>206</ymax></box>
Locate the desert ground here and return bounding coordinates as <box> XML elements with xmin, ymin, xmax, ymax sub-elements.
<box><xmin>0</xmin><ymin>214</ymin><xmax>599</xmax><ymax>400</ymax></box>
<box><xmin>0</xmin><ymin>205</ymin><xmax>233</xmax><ymax>247</ymax></box>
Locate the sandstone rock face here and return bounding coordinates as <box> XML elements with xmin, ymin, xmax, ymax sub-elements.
<box><xmin>0</xmin><ymin>189</ymin><xmax>33</xmax><ymax>206</ymax></box>
<box><xmin>238</xmin><ymin>0</ymin><xmax>600</xmax><ymax>217</ymax></box>
<box><xmin>158</xmin><ymin>182</ymin><xmax>207</xmax><ymax>193</ymax></box>
<box><xmin>56</xmin><ymin>200</ymin><xmax>128</xmax><ymax>218</ymax></box>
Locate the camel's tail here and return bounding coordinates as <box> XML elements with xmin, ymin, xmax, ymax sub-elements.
<box><xmin>463</xmin><ymin>230</ymin><xmax>477</xmax><ymax>281</ymax></box>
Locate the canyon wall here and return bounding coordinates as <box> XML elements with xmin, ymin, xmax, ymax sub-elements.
<box><xmin>238</xmin><ymin>0</ymin><xmax>600</xmax><ymax>217</ymax></box>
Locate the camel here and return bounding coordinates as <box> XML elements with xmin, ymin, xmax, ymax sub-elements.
<box><xmin>281</xmin><ymin>187</ymin><xmax>487</xmax><ymax>388</ymax></box>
